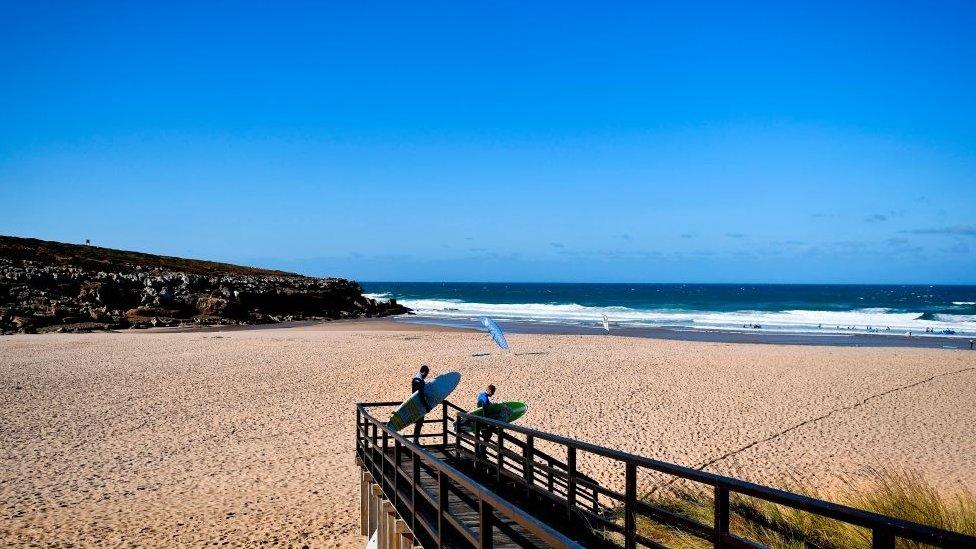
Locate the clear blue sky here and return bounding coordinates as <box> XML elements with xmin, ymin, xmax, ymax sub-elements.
<box><xmin>2</xmin><ymin>1</ymin><xmax>974</xmax><ymax>283</ymax></box>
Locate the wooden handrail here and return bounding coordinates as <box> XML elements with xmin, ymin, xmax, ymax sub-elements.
<box><xmin>357</xmin><ymin>403</ymin><xmax>585</xmax><ymax>549</ymax></box>
<box><xmin>454</xmin><ymin>409</ymin><xmax>976</xmax><ymax>549</ymax></box>
<box><xmin>361</xmin><ymin>400</ymin><xmax>976</xmax><ymax>548</ymax></box>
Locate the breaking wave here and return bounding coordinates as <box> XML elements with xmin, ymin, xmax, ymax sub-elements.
<box><xmin>390</xmin><ymin>298</ymin><xmax>976</xmax><ymax>336</ymax></box>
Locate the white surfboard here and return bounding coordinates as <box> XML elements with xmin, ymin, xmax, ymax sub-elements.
<box><xmin>386</xmin><ymin>371</ymin><xmax>461</xmax><ymax>431</ymax></box>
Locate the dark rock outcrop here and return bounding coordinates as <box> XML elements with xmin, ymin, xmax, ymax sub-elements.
<box><xmin>0</xmin><ymin>235</ymin><xmax>410</xmax><ymax>334</ymax></box>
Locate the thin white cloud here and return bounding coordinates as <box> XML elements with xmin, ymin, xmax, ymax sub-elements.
<box><xmin>902</xmin><ymin>225</ymin><xmax>976</xmax><ymax>236</ymax></box>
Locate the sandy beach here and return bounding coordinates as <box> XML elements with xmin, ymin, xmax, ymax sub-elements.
<box><xmin>2</xmin><ymin>323</ymin><xmax>974</xmax><ymax>547</ymax></box>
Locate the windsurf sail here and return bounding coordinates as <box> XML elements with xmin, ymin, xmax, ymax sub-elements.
<box><xmin>480</xmin><ymin>317</ymin><xmax>509</xmax><ymax>350</ymax></box>
<box><xmin>602</xmin><ymin>313</ymin><xmax>610</xmax><ymax>334</ymax></box>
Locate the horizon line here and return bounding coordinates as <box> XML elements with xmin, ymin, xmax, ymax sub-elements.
<box><xmin>359</xmin><ymin>280</ymin><xmax>976</xmax><ymax>287</ymax></box>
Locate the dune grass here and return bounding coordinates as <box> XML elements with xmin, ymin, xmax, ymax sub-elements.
<box><xmin>634</xmin><ymin>469</ymin><xmax>975</xmax><ymax>548</ymax></box>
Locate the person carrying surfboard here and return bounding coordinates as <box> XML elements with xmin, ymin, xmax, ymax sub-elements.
<box><xmin>477</xmin><ymin>384</ymin><xmax>497</xmax><ymax>442</ymax></box>
<box><xmin>411</xmin><ymin>365</ymin><xmax>430</xmax><ymax>443</ymax></box>
<box><xmin>477</xmin><ymin>384</ymin><xmax>495</xmax><ymax>410</ymax></box>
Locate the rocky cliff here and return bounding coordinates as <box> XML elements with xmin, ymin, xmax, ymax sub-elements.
<box><xmin>0</xmin><ymin>236</ymin><xmax>410</xmax><ymax>334</ymax></box>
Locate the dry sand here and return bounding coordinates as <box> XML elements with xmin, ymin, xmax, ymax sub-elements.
<box><xmin>2</xmin><ymin>323</ymin><xmax>974</xmax><ymax>547</ymax></box>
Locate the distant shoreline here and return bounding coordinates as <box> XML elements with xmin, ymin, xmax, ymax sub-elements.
<box><xmin>138</xmin><ymin>315</ymin><xmax>974</xmax><ymax>349</ymax></box>
<box><xmin>392</xmin><ymin>315</ymin><xmax>974</xmax><ymax>349</ymax></box>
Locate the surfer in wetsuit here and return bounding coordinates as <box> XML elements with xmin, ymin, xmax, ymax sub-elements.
<box><xmin>477</xmin><ymin>384</ymin><xmax>497</xmax><ymax>443</ymax></box>
<box><xmin>472</xmin><ymin>384</ymin><xmax>497</xmax><ymax>460</ymax></box>
<box><xmin>412</xmin><ymin>365</ymin><xmax>430</xmax><ymax>443</ymax></box>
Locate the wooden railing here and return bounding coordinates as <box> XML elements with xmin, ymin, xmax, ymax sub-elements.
<box><xmin>444</xmin><ymin>401</ymin><xmax>609</xmax><ymax>518</ymax></box>
<box><xmin>356</xmin><ymin>401</ymin><xmax>585</xmax><ymax>548</ymax></box>
<box><xmin>453</xmin><ymin>408</ymin><xmax>976</xmax><ymax>549</ymax></box>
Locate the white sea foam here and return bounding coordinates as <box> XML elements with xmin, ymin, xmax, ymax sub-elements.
<box><xmin>930</xmin><ymin>313</ymin><xmax>976</xmax><ymax>323</ymax></box>
<box><xmin>393</xmin><ymin>298</ymin><xmax>976</xmax><ymax>336</ymax></box>
<box><xmin>952</xmin><ymin>301</ymin><xmax>976</xmax><ymax>305</ymax></box>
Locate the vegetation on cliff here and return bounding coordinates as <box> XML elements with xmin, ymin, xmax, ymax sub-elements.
<box><xmin>0</xmin><ymin>235</ymin><xmax>409</xmax><ymax>334</ymax></box>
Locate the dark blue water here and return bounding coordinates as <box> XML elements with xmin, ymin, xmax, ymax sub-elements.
<box><xmin>364</xmin><ymin>283</ymin><xmax>976</xmax><ymax>314</ymax></box>
<box><xmin>362</xmin><ymin>283</ymin><xmax>976</xmax><ymax>336</ymax></box>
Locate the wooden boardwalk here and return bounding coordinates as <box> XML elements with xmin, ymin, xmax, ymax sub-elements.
<box><xmin>357</xmin><ymin>400</ymin><xmax>976</xmax><ymax>549</ymax></box>
<box><xmin>404</xmin><ymin>446</ymin><xmax>553</xmax><ymax>548</ymax></box>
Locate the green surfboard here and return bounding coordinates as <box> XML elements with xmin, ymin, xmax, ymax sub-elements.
<box><xmin>458</xmin><ymin>401</ymin><xmax>527</xmax><ymax>431</ymax></box>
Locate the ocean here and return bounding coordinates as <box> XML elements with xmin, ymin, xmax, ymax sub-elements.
<box><xmin>362</xmin><ymin>282</ymin><xmax>976</xmax><ymax>338</ymax></box>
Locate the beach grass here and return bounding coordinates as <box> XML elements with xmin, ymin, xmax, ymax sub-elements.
<box><xmin>634</xmin><ymin>468</ymin><xmax>976</xmax><ymax>548</ymax></box>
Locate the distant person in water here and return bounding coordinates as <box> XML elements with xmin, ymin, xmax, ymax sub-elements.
<box><xmin>411</xmin><ymin>365</ymin><xmax>430</xmax><ymax>444</ymax></box>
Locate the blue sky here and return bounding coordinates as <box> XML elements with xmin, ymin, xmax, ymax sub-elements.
<box><xmin>1</xmin><ymin>1</ymin><xmax>974</xmax><ymax>283</ymax></box>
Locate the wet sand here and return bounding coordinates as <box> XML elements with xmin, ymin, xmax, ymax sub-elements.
<box><xmin>2</xmin><ymin>324</ymin><xmax>974</xmax><ymax>546</ymax></box>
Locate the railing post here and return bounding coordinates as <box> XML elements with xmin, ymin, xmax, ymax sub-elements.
<box><xmin>714</xmin><ymin>485</ymin><xmax>729</xmax><ymax>548</ymax></box>
<box><xmin>523</xmin><ymin>435</ymin><xmax>534</xmax><ymax>498</ymax></box>
<box><xmin>371</xmin><ymin>422</ymin><xmax>379</xmax><ymax>478</ymax></box>
<box><xmin>872</xmin><ymin>528</ymin><xmax>895</xmax><ymax>549</ymax></box>
<box><xmin>496</xmin><ymin>428</ymin><xmax>505</xmax><ymax>484</ymax></box>
<box><xmin>382</xmin><ymin>430</ymin><xmax>389</xmax><ymax>493</ymax></box>
<box><xmin>411</xmin><ymin>452</ymin><xmax>420</xmax><ymax>537</ymax></box>
<box><xmin>438</xmin><ymin>470</ymin><xmax>448</xmax><ymax>547</ymax></box>
<box><xmin>454</xmin><ymin>412</ymin><xmax>462</xmax><ymax>461</ymax></box>
<box><xmin>567</xmin><ymin>447</ymin><xmax>577</xmax><ymax>520</ymax></box>
<box><xmin>625</xmin><ymin>463</ymin><xmax>637</xmax><ymax>549</ymax></box>
<box><xmin>547</xmin><ymin>456</ymin><xmax>554</xmax><ymax>491</ymax></box>
<box><xmin>479</xmin><ymin>499</ymin><xmax>494</xmax><ymax>549</ymax></box>
<box><xmin>473</xmin><ymin>421</ymin><xmax>482</xmax><ymax>469</ymax></box>
<box><xmin>442</xmin><ymin>401</ymin><xmax>449</xmax><ymax>448</ymax></box>
<box><xmin>365</xmin><ymin>421</ymin><xmax>371</xmax><ymax>474</ymax></box>
<box><xmin>356</xmin><ymin>408</ymin><xmax>361</xmax><ymax>458</ymax></box>
<box><xmin>393</xmin><ymin>439</ymin><xmax>402</xmax><ymax>509</ymax></box>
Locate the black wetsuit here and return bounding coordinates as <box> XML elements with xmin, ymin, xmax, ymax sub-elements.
<box><xmin>412</xmin><ymin>373</ymin><xmax>427</xmax><ymax>443</ymax></box>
